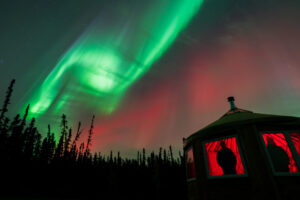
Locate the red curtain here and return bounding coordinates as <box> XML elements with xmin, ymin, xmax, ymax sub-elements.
<box><xmin>187</xmin><ymin>148</ymin><xmax>195</xmax><ymax>179</ymax></box>
<box><xmin>262</xmin><ymin>133</ymin><xmax>299</xmax><ymax>173</ymax></box>
<box><xmin>205</xmin><ymin>137</ymin><xmax>245</xmax><ymax>176</ymax></box>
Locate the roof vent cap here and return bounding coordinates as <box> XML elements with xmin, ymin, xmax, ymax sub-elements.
<box><xmin>227</xmin><ymin>96</ymin><xmax>237</xmax><ymax>110</ymax></box>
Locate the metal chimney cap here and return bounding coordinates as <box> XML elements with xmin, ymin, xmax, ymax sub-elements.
<box><xmin>227</xmin><ymin>96</ymin><xmax>237</xmax><ymax>110</ymax></box>
<box><xmin>227</xmin><ymin>96</ymin><xmax>235</xmax><ymax>102</ymax></box>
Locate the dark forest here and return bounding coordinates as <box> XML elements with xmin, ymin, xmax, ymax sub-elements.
<box><xmin>0</xmin><ymin>80</ymin><xmax>187</xmax><ymax>200</ymax></box>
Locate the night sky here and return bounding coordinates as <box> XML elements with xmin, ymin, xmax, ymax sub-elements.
<box><xmin>1</xmin><ymin>0</ymin><xmax>300</xmax><ymax>157</ymax></box>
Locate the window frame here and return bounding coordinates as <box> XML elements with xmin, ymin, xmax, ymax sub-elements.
<box><xmin>259</xmin><ymin>130</ymin><xmax>300</xmax><ymax>176</ymax></box>
<box><xmin>202</xmin><ymin>134</ymin><xmax>248</xmax><ymax>179</ymax></box>
<box><xmin>185</xmin><ymin>146</ymin><xmax>196</xmax><ymax>182</ymax></box>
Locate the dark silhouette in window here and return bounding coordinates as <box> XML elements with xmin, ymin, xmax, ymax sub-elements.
<box><xmin>217</xmin><ymin>141</ymin><xmax>237</xmax><ymax>175</ymax></box>
<box><xmin>266</xmin><ymin>137</ymin><xmax>290</xmax><ymax>172</ymax></box>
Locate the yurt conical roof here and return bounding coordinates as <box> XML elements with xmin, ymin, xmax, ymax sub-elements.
<box><xmin>187</xmin><ymin>97</ymin><xmax>300</xmax><ymax>142</ymax></box>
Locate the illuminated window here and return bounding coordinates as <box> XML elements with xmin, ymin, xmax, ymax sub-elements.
<box><xmin>289</xmin><ymin>132</ymin><xmax>300</xmax><ymax>157</ymax></box>
<box><xmin>186</xmin><ymin>147</ymin><xmax>196</xmax><ymax>180</ymax></box>
<box><xmin>262</xmin><ymin>133</ymin><xmax>299</xmax><ymax>173</ymax></box>
<box><xmin>204</xmin><ymin>137</ymin><xmax>246</xmax><ymax>176</ymax></box>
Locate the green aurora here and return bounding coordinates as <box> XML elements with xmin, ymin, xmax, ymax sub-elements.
<box><xmin>25</xmin><ymin>0</ymin><xmax>203</xmax><ymax>118</ymax></box>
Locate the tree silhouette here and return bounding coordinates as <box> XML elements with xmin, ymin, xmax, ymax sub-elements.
<box><xmin>84</xmin><ymin>115</ymin><xmax>95</xmax><ymax>158</ymax></box>
<box><xmin>0</xmin><ymin>79</ymin><xmax>187</xmax><ymax>200</ymax></box>
<box><xmin>0</xmin><ymin>79</ymin><xmax>15</xmax><ymax>128</ymax></box>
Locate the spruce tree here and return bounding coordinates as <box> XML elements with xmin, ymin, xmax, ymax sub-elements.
<box><xmin>34</xmin><ymin>132</ymin><xmax>41</xmax><ymax>160</ymax></box>
<box><xmin>142</xmin><ymin>148</ymin><xmax>146</xmax><ymax>166</ymax></box>
<box><xmin>0</xmin><ymin>79</ymin><xmax>15</xmax><ymax>128</ymax></box>
<box><xmin>85</xmin><ymin>115</ymin><xmax>95</xmax><ymax>157</ymax></box>
<box><xmin>23</xmin><ymin>118</ymin><xmax>36</xmax><ymax>161</ymax></box>
<box><xmin>70</xmin><ymin>122</ymin><xmax>82</xmax><ymax>160</ymax></box>
<box><xmin>64</xmin><ymin>128</ymin><xmax>72</xmax><ymax>159</ymax></box>
<box><xmin>169</xmin><ymin>145</ymin><xmax>174</xmax><ymax>164</ymax></box>
<box><xmin>55</xmin><ymin>114</ymin><xmax>68</xmax><ymax>160</ymax></box>
<box><xmin>19</xmin><ymin>104</ymin><xmax>30</xmax><ymax>133</ymax></box>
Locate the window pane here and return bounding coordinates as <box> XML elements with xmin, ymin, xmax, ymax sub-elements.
<box><xmin>289</xmin><ymin>132</ymin><xmax>300</xmax><ymax>158</ymax></box>
<box><xmin>262</xmin><ymin>133</ymin><xmax>299</xmax><ymax>173</ymax></box>
<box><xmin>204</xmin><ymin>137</ymin><xmax>245</xmax><ymax>176</ymax></box>
<box><xmin>186</xmin><ymin>148</ymin><xmax>195</xmax><ymax>179</ymax></box>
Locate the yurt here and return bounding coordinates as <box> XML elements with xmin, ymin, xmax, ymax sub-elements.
<box><xmin>183</xmin><ymin>97</ymin><xmax>300</xmax><ymax>200</ymax></box>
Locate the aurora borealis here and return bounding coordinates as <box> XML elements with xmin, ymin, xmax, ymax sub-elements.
<box><xmin>1</xmin><ymin>0</ymin><xmax>300</xmax><ymax>156</ymax></box>
<box><xmin>26</xmin><ymin>0</ymin><xmax>203</xmax><ymax>117</ymax></box>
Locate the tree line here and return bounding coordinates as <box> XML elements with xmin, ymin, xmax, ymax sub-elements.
<box><xmin>0</xmin><ymin>79</ymin><xmax>188</xmax><ymax>200</ymax></box>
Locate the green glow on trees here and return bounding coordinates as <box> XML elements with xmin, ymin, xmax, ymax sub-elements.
<box><xmin>26</xmin><ymin>0</ymin><xmax>203</xmax><ymax>117</ymax></box>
